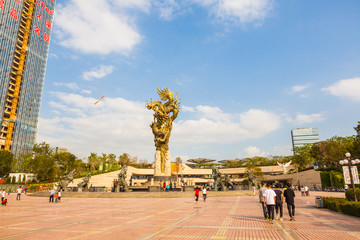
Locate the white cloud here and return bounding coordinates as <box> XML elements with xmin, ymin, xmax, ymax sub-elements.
<box><xmin>299</xmin><ymin>94</ymin><xmax>309</xmax><ymax>98</ymax></box>
<box><xmin>54</xmin><ymin>82</ymin><xmax>79</xmax><ymax>90</ymax></box>
<box><xmin>173</xmin><ymin>107</ymin><xmax>282</xmax><ymax>145</ymax></box>
<box><xmin>290</xmin><ymin>84</ymin><xmax>309</xmax><ymax>94</ymax></box>
<box><xmin>38</xmin><ymin>94</ymin><xmax>283</xmax><ymax>159</ymax></box>
<box><xmin>82</xmin><ymin>65</ymin><xmax>114</xmax><ymax>81</ymax></box>
<box><xmin>294</xmin><ymin>113</ymin><xmax>325</xmax><ymax>125</ymax></box>
<box><xmin>322</xmin><ymin>77</ymin><xmax>360</xmax><ymax>101</ymax></box>
<box><xmin>54</xmin><ymin>0</ymin><xmax>142</xmax><ymax>54</ymax></box>
<box><xmin>192</xmin><ymin>0</ymin><xmax>274</xmax><ymax>25</ymax></box>
<box><xmin>240</xmin><ymin>144</ymin><xmax>292</xmax><ymax>158</ymax></box>
<box><xmin>243</xmin><ymin>146</ymin><xmax>269</xmax><ymax>158</ymax></box>
<box><xmin>182</xmin><ymin>106</ymin><xmax>195</xmax><ymax>112</ymax></box>
<box><xmin>272</xmin><ymin>145</ymin><xmax>292</xmax><ymax>156</ymax></box>
<box><xmin>38</xmin><ymin>92</ymin><xmax>154</xmax><ymax>159</ymax></box>
<box><xmin>154</xmin><ymin>0</ymin><xmax>181</xmax><ymax>21</ymax></box>
<box><xmin>81</xmin><ymin>90</ymin><xmax>92</xmax><ymax>95</ymax></box>
<box><xmin>113</xmin><ymin>0</ymin><xmax>151</xmax><ymax>13</ymax></box>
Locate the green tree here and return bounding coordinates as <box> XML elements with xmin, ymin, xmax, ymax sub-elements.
<box><xmin>23</xmin><ymin>154</ymin><xmax>59</xmax><ymax>181</ymax></box>
<box><xmin>292</xmin><ymin>144</ymin><xmax>314</xmax><ymax>171</ymax></box>
<box><xmin>99</xmin><ymin>153</ymin><xmax>108</xmax><ymax>171</ymax></box>
<box><xmin>353</xmin><ymin>121</ymin><xmax>360</xmax><ymax>159</ymax></box>
<box><xmin>54</xmin><ymin>152</ymin><xmax>80</xmax><ymax>176</ymax></box>
<box><xmin>118</xmin><ymin>153</ymin><xmax>130</xmax><ymax>165</ymax></box>
<box><xmin>36</xmin><ymin>155</ymin><xmax>59</xmax><ymax>181</ymax></box>
<box><xmin>87</xmin><ymin>153</ymin><xmax>99</xmax><ymax>173</ymax></box>
<box><xmin>33</xmin><ymin>142</ymin><xmax>53</xmax><ymax>157</ymax></box>
<box><xmin>15</xmin><ymin>153</ymin><xmax>33</xmax><ymax>172</ymax></box>
<box><xmin>312</xmin><ymin>136</ymin><xmax>354</xmax><ymax>168</ymax></box>
<box><xmin>108</xmin><ymin>154</ymin><xmax>117</xmax><ymax>165</ymax></box>
<box><xmin>0</xmin><ymin>150</ymin><xmax>15</xmax><ymax>178</ymax></box>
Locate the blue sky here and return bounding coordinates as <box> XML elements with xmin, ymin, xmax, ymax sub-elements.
<box><xmin>38</xmin><ymin>0</ymin><xmax>360</xmax><ymax>162</ymax></box>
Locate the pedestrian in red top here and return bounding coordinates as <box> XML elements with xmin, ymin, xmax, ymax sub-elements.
<box><xmin>194</xmin><ymin>186</ymin><xmax>200</xmax><ymax>204</ymax></box>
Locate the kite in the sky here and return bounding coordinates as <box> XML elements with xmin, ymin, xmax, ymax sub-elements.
<box><xmin>94</xmin><ymin>96</ymin><xmax>104</xmax><ymax>105</ymax></box>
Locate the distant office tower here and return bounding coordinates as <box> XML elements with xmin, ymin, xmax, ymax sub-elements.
<box><xmin>0</xmin><ymin>0</ymin><xmax>55</xmax><ymax>155</ymax></box>
<box><xmin>291</xmin><ymin>128</ymin><xmax>319</xmax><ymax>153</ymax></box>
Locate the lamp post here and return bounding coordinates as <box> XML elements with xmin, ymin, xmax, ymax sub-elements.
<box><xmin>339</xmin><ymin>153</ymin><xmax>360</xmax><ymax>202</ymax></box>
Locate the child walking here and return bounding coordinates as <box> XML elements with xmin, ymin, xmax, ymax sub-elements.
<box><xmin>202</xmin><ymin>187</ymin><xmax>207</xmax><ymax>202</ymax></box>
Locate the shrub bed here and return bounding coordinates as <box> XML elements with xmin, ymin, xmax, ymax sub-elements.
<box><xmin>27</xmin><ymin>183</ymin><xmax>54</xmax><ymax>192</ymax></box>
<box><xmin>323</xmin><ymin>197</ymin><xmax>360</xmax><ymax>217</ymax></box>
<box><xmin>345</xmin><ymin>189</ymin><xmax>360</xmax><ymax>201</ymax></box>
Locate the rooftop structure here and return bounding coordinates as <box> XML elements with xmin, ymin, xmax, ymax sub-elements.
<box><xmin>291</xmin><ymin>128</ymin><xmax>319</xmax><ymax>153</ymax></box>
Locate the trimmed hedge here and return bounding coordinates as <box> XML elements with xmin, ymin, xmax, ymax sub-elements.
<box><xmin>345</xmin><ymin>188</ymin><xmax>360</xmax><ymax>201</ymax></box>
<box><xmin>329</xmin><ymin>171</ymin><xmax>344</xmax><ymax>188</ymax></box>
<box><xmin>323</xmin><ymin>197</ymin><xmax>360</xmax><ymax>217</ymax></box>
<box><xmin>320</xmin><ymin>172</ymin><xmax>331</xmax><ymax>187</ymax></box>
<box><xmin>340</xmin><ymin>202</ymin><xmax>360</xmax><ymax>217</ymax></box>
<box><xmin>320</xmin><ymin>171</ymin><xmax>347</xmax><ymax>188</ymax></box>
<box><xmin>323</xmin><ymin>197</ymin><xmax>347</xmax><ymax>212</ymax></box>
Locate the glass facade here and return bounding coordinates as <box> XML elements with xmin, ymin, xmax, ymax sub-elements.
<box><xmin>0</xmin><ymin>0</ymin><xmax>55</xmax><ymax>155</ymax></box>
<box><xmin>291</xmin><ymin>128</ymin><xmax>319</xmax><ymax>153</ymax></box>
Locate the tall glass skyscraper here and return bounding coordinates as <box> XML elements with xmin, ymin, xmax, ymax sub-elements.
<box><xmin>0</xmin><ymin>0</ymin><xmax>55</xmax><ymax>155</ymax></box>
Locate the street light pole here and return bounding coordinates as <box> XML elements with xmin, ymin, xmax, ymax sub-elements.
<box><xmin>340</xmin><ymin>153</ymin><xmax>360</xmax><ymax>202</ymax></box>
<box><xmin>347</xmin><ymin>154</ymin><xmax>357</xmax><ymax>202</ymax></box>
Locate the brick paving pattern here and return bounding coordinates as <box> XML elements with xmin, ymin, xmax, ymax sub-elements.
<box><xmin>0</xmin><ymin>192</ymin><xmax>359</xmax><ymax>239</ymax></box>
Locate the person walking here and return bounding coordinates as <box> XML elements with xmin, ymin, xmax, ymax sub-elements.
<box><xmin>304</xmin><ymin>185</ymin><xmax>309</xmax><ymax>196</ymax></box>
<box><xmin>58</xmin><ymin>190</ymin><xmax>62</xmax><ymax>202</ymax></box>
<box><xmin>202</xmin><ymin>186</ymin><xmax>207</xmax><ymax>202</ymax></box>
<box><xmin>259</xmin><ymin>182</ymin><xmax>268</xmax><ymax>220</ymax></box>
<box><xmin>16</xmin><ymin>186</ymin><xmax>22</xmax><ymax>201</ymax></box>
<box><xmin>263</xmin><ymin>183</ymin><xmax>277</xmax><ymax>224</ymax></box>
<box><xmin>49</xmin><ymin>188</ymin><xmax>55</xmax><ymax>203</ymax></box>
<box><xmin>174</xmin><ymin>182</ymin><xmax>176</xmax><ymax>191</ymax></box>
<box><xmin>274</xmin><ymin>183</ymin><xmax>284</xmax><ymax>221</ymax></box>
<box><xmin>194</xmin><ymin>186</ymin><xmax>200</xmax><ymax>204</ymax></box>
<box><xmin>1</xmin><ymin>189</ymin><xmax>5</xmax><ymax>203</ymax></box>
<box><xmin>284</xmin><ymin>183</ymin><xmax>296</xmax><ymax>221</ymax></box>
<box><xmin>166</xmin><ymin>182</ymin><xmax>170</xmax><ymax>192</ymax></box>
<box><xmin>170</xmin><ymin>181</ymin><xmax>173</xmax><ymax>191</ymax></box>
<box><xmin>300</xmin><ymin>186</ymin><xmax>305</xmax><ymax>197</ymax></box>
<box><xmin>163</xmin><ymin>182</ymin><xmax>166</xmax><ymax>191</ymax></box>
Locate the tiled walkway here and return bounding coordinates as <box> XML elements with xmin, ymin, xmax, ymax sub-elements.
<box><xmin>0</xmin><ymin>192</ymin><xmax>359</xmax><ymax>239</ymax></box>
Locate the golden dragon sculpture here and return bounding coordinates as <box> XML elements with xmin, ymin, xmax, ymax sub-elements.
<box><xmin>146</xmin><ymin>88</ymin><xmax>180</xmax><ymax>173</ymax></box>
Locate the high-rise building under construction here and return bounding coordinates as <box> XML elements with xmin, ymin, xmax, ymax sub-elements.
<box><xmin>0</xmin><ymin>0</ymin><xmax>55</xmax><ymax>155</ymax></box>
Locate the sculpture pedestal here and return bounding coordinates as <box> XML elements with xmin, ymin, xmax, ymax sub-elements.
<box><xmin>154</xmin><ymin>150</ymin><xmax>171</xmax><ymax>177</ymax></box>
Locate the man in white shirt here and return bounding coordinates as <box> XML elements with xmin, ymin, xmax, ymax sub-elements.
<box><xmin>49</xmin><ymin>188</ymin><xmax>55</xmax><ymax>203</ymax></box>
<box><xmin>263</xmin><ymin>183</ymin><xmax>277</xmax><ymax>224</ymax></box>
<box><xmin>16</xmin><ymin>186</ymin><xmax>22</xmax><ymax>201</ymax></box>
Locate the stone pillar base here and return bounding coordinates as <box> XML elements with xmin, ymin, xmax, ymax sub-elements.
<box><xmin>154</xmin><ymin>150</ymin><xmax>171</xmax><ymax>176</ymax></box>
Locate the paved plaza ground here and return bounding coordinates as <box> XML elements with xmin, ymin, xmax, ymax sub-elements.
<box><xmin>0</xmin><ymin>191</ymin><xmax>359</xmax><ymax>240</ymax></box>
